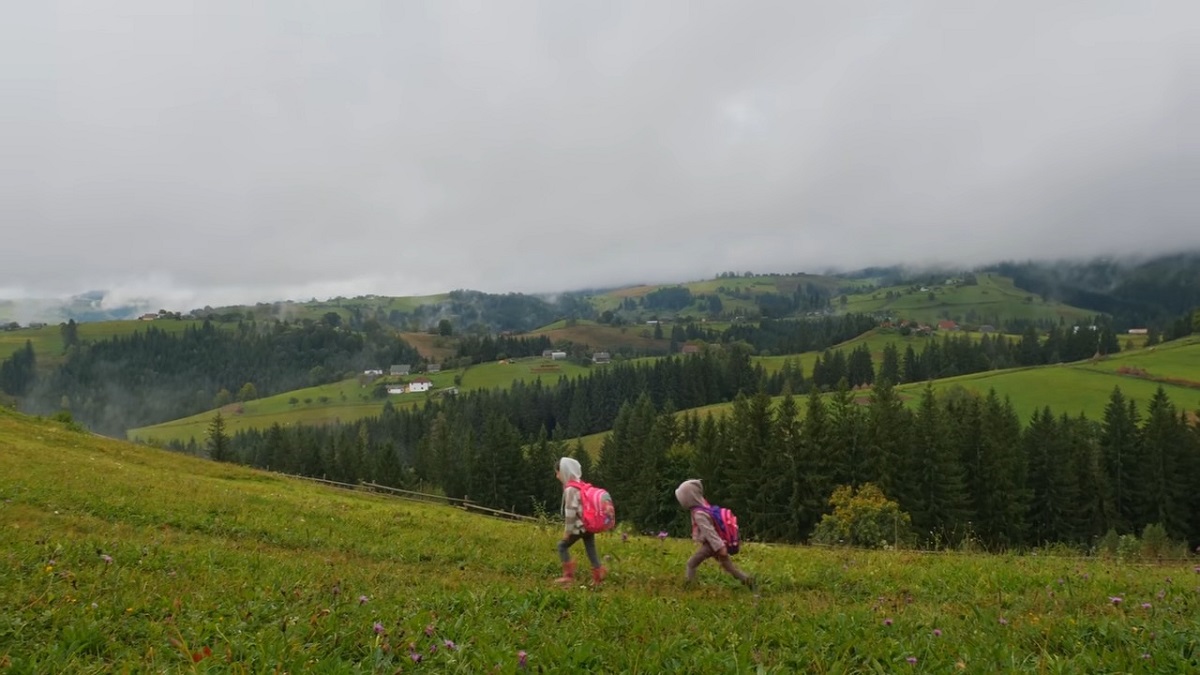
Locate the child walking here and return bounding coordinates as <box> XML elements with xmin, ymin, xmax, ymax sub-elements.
<box><xmin>554</xmin><ymin>457</ymin><xmax>607</xmax><ymax>586</ymax></box>
<box><xmin>675</xmin><ymin>479</ymin><xmax>753</xmax><ymax>587</ymax></box>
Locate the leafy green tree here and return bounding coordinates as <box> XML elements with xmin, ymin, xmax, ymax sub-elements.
<box><xmin>812</xmin><ymin>483</ymin><xmax>914</xmax><ymax>548</ymax></box>
<box><xmin>236</xmin><ymin>382</ymin><xmax>258</xmax><ymax>402</ymax></box>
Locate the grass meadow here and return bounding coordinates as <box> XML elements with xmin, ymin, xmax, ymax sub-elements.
<box><xmin>3</xmin><ymin>407</ymin><xmax>1199</xmax><ymax>672</ymax></box>
<box><xmin>839</xmin><ymin>275</ymin><xmax>1096</xmax><ymax>326</ymax></box>
<box><xmin>0</xmin><ymin>319</ymin><xmax>221</xmax><ymax>372</ymax></box>
<box><xmin>130</xmin><ymin>358</ymin><xmax>596</xmax><ymax>446</ymax></box>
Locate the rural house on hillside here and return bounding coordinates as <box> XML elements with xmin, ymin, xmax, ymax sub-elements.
<box><xmin>408</xmin><ymin>377</ymin><xmax>433</xmax><ymax>393</ymax></box>
<box><xmin>390</xmin><ymin>364</ymin><xmax>411</xmax><ymax>376</ymax></box>
<box><xmin>592</xmin><ymin>351</ymin><xmax>611</xmax><ymax>364</ymax></box>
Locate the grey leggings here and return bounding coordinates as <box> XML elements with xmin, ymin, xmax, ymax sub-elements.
<box><xmin>557</xmin><ymin>532</ymin><xmax>601</xmax><ymax>568</ymax></box>
<box><xmin>686</xmin><ymin>542</ymin><xmax>749</xmax><ymax>582</ymax></box>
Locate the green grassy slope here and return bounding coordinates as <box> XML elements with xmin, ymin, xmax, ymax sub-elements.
<box><xmin>839</xmin><ymin>274</ymin><xmax>1097</xmax><ymax>325</ymax></box>
<box><xmin>130</xmin><ymin>358</ymin><xmax>596</xmax><ymax>445</ymax></box>
<box><xmin>3</xmin><ymin>407</ymin><xmax>1197</xmax><ymax>672</ymax></box>
<box><xmin>0</xmin><ymin>319</ymin><xmax>218</xmax><ymax>370</ymax></box>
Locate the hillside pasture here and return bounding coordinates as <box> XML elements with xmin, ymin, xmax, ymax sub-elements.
<box><xmin>527</xmin><ymin>320</ymin><xmax>670</xmax><ymax>352</ymax></box>
<box><xmin>132</xmin><ymin>358</ymin><xmax>595</xmax><ymax>445</ymax></box>
<box><xmin>4</xmin><ymin>407</ymin><xmax>1199</xmax><ymax>672</ymax></box>
<box><xmin>398</xmin><ymin>331</ymin><xmax>459</xmax><ymax>362</ymax></box>
<box><xmin>0</xmin><ymin>319</ymin><xmax>222</xmax><ymax>370</ymax></box>
<box><xmin>840</xmin><ymin>274</ymin><xmax>1097</xmax><ymax>326</ymax></box>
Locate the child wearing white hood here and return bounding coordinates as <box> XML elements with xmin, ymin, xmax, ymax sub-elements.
<box><xmin>675</xmin><ymin>479</ymin><xmax>753</xmax><ymax>587</ymax></box>
<box><xmin>554</xmin><ymin>457</ymin><xmax>607</xmax><ymax>586</ymax></box>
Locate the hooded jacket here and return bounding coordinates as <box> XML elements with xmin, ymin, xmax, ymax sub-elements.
<box><xmin>675</xmin><ymin>479</ymin><xmax>725</xmax><ymax>552</ymax></box>
<box><xmin>558</xmin><ymin>457</ymin><xmax>585</xmax><ymax>536</ymax></box>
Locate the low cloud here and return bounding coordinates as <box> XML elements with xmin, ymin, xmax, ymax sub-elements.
<box><xmin>1</xmin><ymin>1</ymin><xmax>1196</xmax><ymax>311</ymax></box>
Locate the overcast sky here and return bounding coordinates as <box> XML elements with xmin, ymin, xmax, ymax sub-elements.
<box><xmin>2</xmin><ymin>1</ymin><xmax>1197</xmax><ymax>310</ymax></box>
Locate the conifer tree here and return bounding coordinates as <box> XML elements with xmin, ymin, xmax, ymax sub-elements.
<box><xmin>909</xmin><ymin>385</ymin><xmax>969</xmax><ymax>546</ymax></box>
<box><xmin>878</xmin><ymin>342</ymin><xmax>900</xmax><ymax>385</ymax></box>
<box><xmin>206</xmin><ymin>411</ymin><xmax>232</xmax><ymax>462</ymax></box>
<box><xmin>826</xmin><ymin>379</ymin><xmax>865</xmax><ymax>488</ymax></box>
<box><xmin>1099</xmin><ymin>387</ymin><xmax>1140</xmax><ymax>532</ymax></box>
<box><xmin>793</xmin><ymin>388</ymin><xmax>831</xmax><ymax>539</ymax></box>
<box><xmin>1024</xmin><ymin>407</ymin><xmax>1078</xmax><ymax>545</ymax></box>
<box><xmin>1135</xmin><ymin>387</ymin><xmax>1190</xmax><ymax>539</ymax></box>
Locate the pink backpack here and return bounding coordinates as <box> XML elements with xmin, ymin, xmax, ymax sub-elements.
<box><xmin>567</xmin><ymin>480</ymin><xmax>617</xmax><ymax>533</ymax></box>
<box><xmin>694</xmin><ymin>504</ymin><xmax>740</xmax><ymax>554</ymax></box>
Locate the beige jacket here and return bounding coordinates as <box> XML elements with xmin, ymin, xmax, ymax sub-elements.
<box><xmin>558</xmin><ymin>457</ymin><xmax>586</xmax><ymax>536</ymax></box>
<box><xmin>675</xmin><ymin>479</ymin><xmax>724</xmax><ymax>552</ymax></box>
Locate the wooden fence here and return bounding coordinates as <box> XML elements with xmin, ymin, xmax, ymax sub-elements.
<box><xmin>286</xmin><ymin>474</ymin><xmax>539</xmax><ymax>523</ymax></box>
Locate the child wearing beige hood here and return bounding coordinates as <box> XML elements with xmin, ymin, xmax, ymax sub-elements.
<box><xmin>675</xmin><ymin>479</ymin><xmax>753</xmax><ymax>587</ymax></box>
<box><xmin>554</xmin><ymin>457</ymin><xmax>607</xmax><ymax>586</ymax></box>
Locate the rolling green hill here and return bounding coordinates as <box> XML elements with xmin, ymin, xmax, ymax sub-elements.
<box><xmin>3</xmin><ymin>406</ymin><xmax>1197</xmax><ymax>671</ymax></box>
<box><xmin>837</xmin><ymin>273</ymin><xmax>1098</xmax><ymax>326</ymax></box>
<box><xmin>0</xmin><ymin>318</ymin><xmax>224</xmax><ymax>371</ymax></box>
<box><xmin>129</xmin><ymin>357</ymin><xmax>597</xmax><ymax>446</ymax></box>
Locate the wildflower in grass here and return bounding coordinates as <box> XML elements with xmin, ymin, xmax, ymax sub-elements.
<box><xmin>933</xmin><ymin>629</ymin><xmax>942</xmax><ymax>637</ymax></box>
<box><xmin>1157</xmin><ymin>590</ymin><xmax>1166</xmax><ymax>599</ymax></box>
<box><xmin>1109</xmin><ymin>596</ymin><xmax>1123</xmax><ymax>606</ymax></box>
<box><xmin>358</xmin><ymin>595</ymin><xmax>368</xmax><ymax>605</ymax></box>
<box><xmin>621</xmin><ymin>532</ymin><xmax>629</xmax><ymax>543</ymax></box>
<box><xmin>1141</xmin><ymin>602</ymin><xmax>1151</xmax><ymax>609</ymax></box>
<box><xmin>429</xmin><ymin>643</ymin><xmax>438</xmax><ymax>655</ymax></box>
<box><xmin>657</xmin><ymin>531</ymin><xmax>668</xmax><ymax>541</ymax></box>
<box><xmin>425</xmin><ymin>624</ymin><xmax>435</xmax><ymax>637</ymax></box>
<box><xmin>518</xmin><ymin>650</ymin><xmax>528</xmax><ymax>668</ymax></box>
<box><xmin>1142</xmin><ymin>653</ymin><xmax>1151</xmax><ymax>660</ymax></box>
<box><xmin>373</xmin><ymin>622</ymin><xmax>385</xmax><ymax>635</ymax></box>
<box><xmin>443</xmin><ymin>639</ymin><xmax>457</xmax><ymax>651</ymax></box>
<box><xmin>999</xmin><ymin>617</ymin><xmax>1008</xmax><ymax>625</ymax></box>
<box><xmin>100</xmin><ymin>554</ymin><xmax>113</xmax><ymax>564</ymax></box>
<box><xmin>906</xmin><ymin>656</ymin><xmax>918</xmax><ymax>665</ymax></box>
<box><xmin>883</xmin><ymin>618</ymin><xmax>893</xmax><ymax>626</ymax></box>
<box><xmin>410</xmin><ymin>652</ymin><xmax>422</xmax><ymax>664</ymax></box>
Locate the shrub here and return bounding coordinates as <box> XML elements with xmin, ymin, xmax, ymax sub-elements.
<box><xmin>812</xmin><ymin>483</ymin><xmax>914</xmax><ymax>549</ymax></box>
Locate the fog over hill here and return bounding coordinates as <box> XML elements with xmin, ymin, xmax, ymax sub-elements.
<box><xmin>2</xmin><ymin>1</ymin><xmax>1196</xmax><ymax>312</ymax></box>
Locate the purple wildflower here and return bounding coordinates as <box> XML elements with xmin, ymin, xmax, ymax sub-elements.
<box><xmin>999</xmin><ymin>617</ymin><xmax>1009</xmax><ymax>625</ymax></box>
<box><xmin>443</xmin><ymin>639</ymin><xmax>457</xmax><ymax>651</ymax></box>
<box><xmin>100</xmin><ymin>554</ymin><xmax>113</xmax><ymax>564</ymax></box>
<box><xmin>518</xmin><ymin>650</ymin><xmax>528</xmax><ymax>668</ymax></box>
<box><xmin>657</xmin><ymin>531</ymin><xmax>668</xmax><ymax>541</ymax></box>
<box><xmin>373</xmin><ymin>622</ymin><xmax>385</xmax><ymax>635</ymax></box>
<box><xmin>410</xmin><ymin>652</ymin><xmax>422</xmax><ymax>664</ymax></box>
<box><xmin>933</xmin><ymin>629</ymin><xmax>942</xmax><ymax>637</ymax></box>
<box><xmin>425</xmin><ymin>624</ymin><xmax>435</xmax><ymax>637</ymax></box>
<box><xmin>358</xmin><ymin>595</ymin><xmax>368</xmax><ymax>605</ymax></box>
<box><xmin>1141</xmin><ymin>602</ymin><xmax>1152</xmax><ymax>609</ymax></box>
<box><xmin>883</xmin><ymin>618</ymin><xmax>893</xmax><ymax>626</ymax></box>
<box><xmin>1110</xmin><ymin>596</ymin><xmax>1123</xmax><ymax>606</ymax></box>
<box><xmin>1142</xmin><ymin>653</ymin><xmax>1151</xmax><ymax>660</ymax></box>
<box><xmin>906</xmin><ymin>657</ymin><xmax>918</xmax><ymax>665</ymax></box>
<box><xmin>429</xmin><ymin>643</ymin><xmax>438</xmax><ymax>655</ymax></box>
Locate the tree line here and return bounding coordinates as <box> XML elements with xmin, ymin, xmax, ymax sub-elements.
<box><xmin>22</xmin><ymin>318</ymin><xmax>421</xmax><ymax>435</ymax></box>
